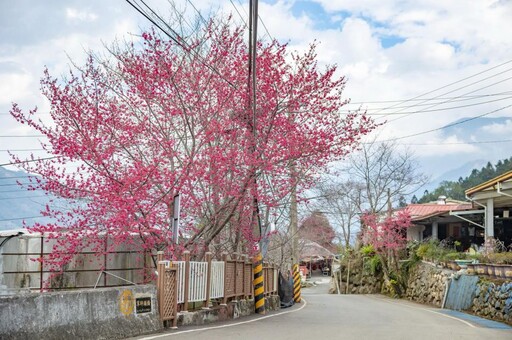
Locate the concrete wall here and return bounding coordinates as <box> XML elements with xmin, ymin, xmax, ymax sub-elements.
<box><xmin>0</xmin><ymin>285</ymin><xmax>162</xmax><ymax>340</ymax></box>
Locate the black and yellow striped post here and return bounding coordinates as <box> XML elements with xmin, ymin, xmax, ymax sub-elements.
<box><xmin>253</xmin><ymin>252</ymin><xmax>265</xmax><ymax>314</ymax></box>
<box><xmin>293</xmin><ymin>263</ymin><xmax>301</xmax><ymax>303</ymax></box>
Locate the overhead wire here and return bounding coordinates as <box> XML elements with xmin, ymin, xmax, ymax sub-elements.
<box><xmin>377</xmin><ymin>103</ymin><xmax>512</xmax><ymax>142</ymax></box>
<box><xmin>399</xmin><ymin>138</ymin><xmax>512</xmax><ymax>146</ymax></box>
<box><xmin>341</xmin><ymin>92</ymin><xmax>512</xmax><ymax>111</ymax></box>
<box><xmin>342</xmin><ymin>95</ymin><xmax>512</xmax><ymax>116</ymax></box>
<box><xmin>125</xmin><ymin>0</ymin><xmax>238</xmax><ymax>89</ymax></box>
<box><xmin>367</xmin><ymin>58</ymin><xmax>512</xmax><ymax>118</ymax></box>
<box><xmin>0</xmin><ymin>195</ymin><xmax>48</xmax><ymax>201</ymax></box>
<box><xmin>0</xmin><ymin>156</ymin><xmax>60</xmax><ymax>167</ymax></box>
<box><xmin>383</xmin><ymin>71</ymin><xmax>512</xmax><ymax>123</ymax></box>
<box><xmin>0</xmin><ymin>215</ymin><xmax>46</xmax><ymax>222</ymax></box>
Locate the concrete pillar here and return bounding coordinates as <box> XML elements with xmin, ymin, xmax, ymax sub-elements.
<box><xmin>486</xmin><ymin>198</ymin><xmax>495</xmax><ymax>238</ymax></box>
<box><xmin>432</xmin><ymin>221</ymin><xmax>438</xmax><ymax>240</ymax></box>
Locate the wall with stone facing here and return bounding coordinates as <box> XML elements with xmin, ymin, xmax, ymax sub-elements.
<box><xmin>333</xmin><ymin>258</ymin><xmax>383</xmax><ymax>294</ymax></box>
<box><xmin>177</xmin><ymin>295</ymin><xmax>280</xmax><ymax>327</ymax></box>
<box><xmin>0</xmin><ymin>285</ymin><xmax>161</xmax><ymax>340</ymax></box>
<box><xmin>405</xmin><ymin>262</ymin><xmax>451</xmax><ymax>307</ymax></box>
<box><xmin>406</xmin><ymin>261</ymin><xmax>512</xmax><ymax>325</ymax></box>
<box><xmin>471</xmin><ymin>281</ymin><xmax>512</xmax><ymax>325</ymax></box>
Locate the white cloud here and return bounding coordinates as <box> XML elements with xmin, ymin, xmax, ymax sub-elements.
<box><xmin>480</xmin><ymin>119</ymin><xmax>512</xmax><ymax>134</ymax></box>
<box><xmin>0</xmin><ymin>70</ymin><xmax>33</xmax><ymax>105</ymax></box>
<box><xmin>65</xmin><ymin>8</ymin><xmax>98</xmax><ymax>22</ymax></box>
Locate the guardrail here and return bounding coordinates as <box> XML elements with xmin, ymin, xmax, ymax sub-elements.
<box><xmin>156</xmin><ymin>251</ymin><xmax>279</xmax><ymax>315</ymax></box>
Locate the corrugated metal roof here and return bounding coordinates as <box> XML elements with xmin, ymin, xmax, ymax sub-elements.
<box><xmin>405</xmin><ymin>203</ymin><xmax>473</xmax><ymax>221</ymax></box>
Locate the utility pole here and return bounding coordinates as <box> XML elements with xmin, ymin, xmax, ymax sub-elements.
<box><xmin>290</xmin><ymin>165</ymin><xmax>302</xmax><ymax>304</ymax></box>
<box><xmin>290</xmin><ymin>165</ymin><xmax>298</xmax><ymax>265</ymax></box>
<box><xmin>247</xmin><ymin>0</ymin><xmax>265</xmax><ymax>315</ymax></box>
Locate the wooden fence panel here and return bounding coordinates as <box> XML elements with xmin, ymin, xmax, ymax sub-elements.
<box><xmin>224</xmin><ymin>261</ymin><xmax>236</xmax><ymax>297</ymax></box>
<box><xmin>157</xmin><ymin>260</ymin><xmax>178</xmax><ymax>327</ymax></box>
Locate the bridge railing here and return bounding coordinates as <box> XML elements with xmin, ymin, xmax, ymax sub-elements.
<box><xmin>156</xmin><ymin>251</ymin><xmax>279</xmax><ymax>316</ymax></box>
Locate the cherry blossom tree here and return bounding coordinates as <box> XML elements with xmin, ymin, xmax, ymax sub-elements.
<box><xmin>361</xmin><ymin>210</ymin><xmax>412</xmax><ymax>296</ymax></box>
<box><xmin>299</xmin><ymin>210</ymin><xmax>337</xmax><ymax>252</ymax></box>
<box><xmin>10</xmin><ymin>17</ymin><xmax>375</xmax><ymax>269</ymax></box>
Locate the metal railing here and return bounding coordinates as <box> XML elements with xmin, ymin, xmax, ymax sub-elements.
<box><xmin>0</xmin><ymin>235</ymin><xmax>153</xmax><ymax>293</ymax></box>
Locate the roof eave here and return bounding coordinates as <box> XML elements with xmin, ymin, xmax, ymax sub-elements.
<box><xmin>465</xmin><ymin>170</ymin><xmax>512</xmax><ymax>196</ymax></box>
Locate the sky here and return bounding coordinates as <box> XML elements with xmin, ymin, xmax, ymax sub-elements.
<box><xmin>1</xmin><ymin>0</ymin><xmax>512</xmax><ymax>187</ymax></box>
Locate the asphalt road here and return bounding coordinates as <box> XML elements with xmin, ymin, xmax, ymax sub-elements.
<box><xmin>135</xmin><ymin>276</ymin><xmax>512</xmax><ymax>340</ymax></box>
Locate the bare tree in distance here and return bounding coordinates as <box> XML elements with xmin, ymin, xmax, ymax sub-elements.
<box><xmin>346</xmin><ymin>139</ymin><xmax>428</xmax><ymax>214</ymax></box>
<box><xmin>314</xmin><ymin>179</ymin><xmax>363</xmax><ymax>249</ymax></box>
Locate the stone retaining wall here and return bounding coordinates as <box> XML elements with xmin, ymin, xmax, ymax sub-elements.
<box><xmin>333</xmin><ymin>258</ymin><xmax>383</xmax><ymax>294</ymax></box>
<box><xmin>406</xmin><ymin>261</ymin><xmax>512</xmax><ymax>325</ymax></box>
<box><xmin>405</xmin><ymin>262</ymin><xmax>451</xmax><ymax>307</ymax></box>
<box><xmin>178</xmin><ymin>295</ymin><xmax>280</xmax><ymax>327</ymax></box>
<box><xmin>471</xmin><ymin>281</ymin><xmax>512</xmax><ymax>324</ymax></box>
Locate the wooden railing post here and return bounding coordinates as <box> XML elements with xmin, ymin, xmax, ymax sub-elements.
<box><xmin>233</xmin><ymin>252</ymin><xmax>239</xmax><ymax>299</ymax></box>
<box><xmin>183</xmin><ymin>251</ymin><xmax>191</xmax><ymax>312</ymax></box>
<box><xmin>157</xmin><ymin>251</ymin><xmax>164</xmax><ymax>264</ymax></box>
<box><xmin>204</xmin><ymin>252</ymin><xmax>212</xmax><ymax>309</ymax></box>
<box><xmin>222</xmin><ymin>252</ymin><xmax>228</xmax><ymax>305</ymax></box>
<box><xmin>242</xmin><ymin>255</ymin><xmax>248</xmax><ymax>299</ymax></box>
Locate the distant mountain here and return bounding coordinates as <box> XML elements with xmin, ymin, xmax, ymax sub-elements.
<box><xmin>0</xmin><ymin>167</ymin><xmax>54</xmax><ymax>231</ymax></box>
<box><xmin>424</xmin><ymin>160</ymin><xmax>487</xmax><ymax>192</ymax></box>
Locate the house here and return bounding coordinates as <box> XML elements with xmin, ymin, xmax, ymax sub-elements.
<box><xmin>465</xmin><ymin>169</ymin><xmax>512</xmax><ymax>249</ymax></box>
<box><xmin>404</xmin><ymin>170</ymin><xmax>512</xmax><ymax>250</ymax></box>
<box><xmin>404</xmin><ymin>196</ymin><xmax>478</xmax><ymax>250</ymax></box>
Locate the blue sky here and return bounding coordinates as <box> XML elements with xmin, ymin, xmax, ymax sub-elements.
<box><xmin>1</xmin><ymin>0</ymin><xmax>512</xmax><ymax>183</ymax></box>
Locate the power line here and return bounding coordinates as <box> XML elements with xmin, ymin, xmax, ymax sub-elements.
<box><xmin>344</xmin><ymin>92</ymin><xmax>512</xmax><ymax>106</ymax></box>
<box><xmin>344</xmin><ymin>95</ymin><xmax>512</xmax><ymax>116</ymax></box>
<box><xmin>125</xmin><ymin>0</ymin><xmax>238</xmax><ymax>89</ymax></box>
<box><xmin>399</xmin><ymin>138</ymin><xmax>512</xmax><ymax>146</ymax></box>
<box><xmin>0</xmin><ymin>149</ymin><xmax>46</xmax><ymax>152</ymax></box>
<box><xmin>0</xmin><ymin>135</ymin><xmax>45</xmax><ymax>138</ymax></box>
<box><xmin>0</xmin><ymin>188</ymin><xmax>43</xmax><ymax>193</ymax></box>
<box><xmin>383</xmin><ymin>71</ymin><xmax>512</xmax><ymax>122</ymax></box>
<box><xmin>368</xmin><ymin>58</ymin><xmax>512</xmax><ymax>118</ymax></box>
<box><xmin>0</xmin><ymin>183</ymin><xmax>31</xmax><ymax>187</ymax></box>
<box><xmin>229</xmin><ymin>0</ymin><xmax>248</xmax><ymax>28</ymax></box>
<box><xmin>342</xmin><ymin>92</ymin><xmax>512</xmax><ymax>111</ymax></box>
<box><xmin>0</xmin><ymin>195</ymin><xmax>48</xmax><ymax>201</ymax></box>
<box><xmin>0</xmin><ymin>156</ymin><xmax>60</xmax><ymax>167</ymax></box>
<box><xmin>0</xmin><ymin>112</ymin><xmax>50</xmax><ymax>116</ymax></box>
<box><xmin>0</xmin><ymin>215</ymin><xmax>46</xmax><ymax>222</ymax></box>
<box><xmin>0</xmin><ymin>175</ymin><xmax>39</xmax><ymax>180</ymax></box>
<box><xmin>377</xmin><ymin>104</ymin><xmax>512</xmax><ymax>142</ymax></box>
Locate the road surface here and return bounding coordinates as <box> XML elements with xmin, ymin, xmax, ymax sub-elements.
<box><xmin>133</xmin><ymin>275</ymin><xmax>511</xmax><ymax>340</ymax></box>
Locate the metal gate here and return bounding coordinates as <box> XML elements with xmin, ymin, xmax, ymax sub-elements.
<box><xmin>157</xmin><ymin>260</ymin><xmax>178</xmax><ymax>328</ymax></box>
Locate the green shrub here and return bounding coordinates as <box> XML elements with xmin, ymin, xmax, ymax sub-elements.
<box><xmin>487</xmin><ymin>252</ymin><xmax>512</xmax><ymax>264</ymax></box>
<box><xmin>442</xmin><ymin>252</ymin><xmax>467</xmax><ymax>261</ymax></box>
<box><xmin>360</xmin><ymin>244</ymin><xmax>375</xmax><ymax>256</ymax></box>
<box><xmin>416</xmin><ymin>243</ymin><xmax>430</xmax><ymax>259</ymax></box>
<box><xmin>364</xmin><ymin>255</ymin><xmax>381</xmax><ymax>275</ymax></box>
